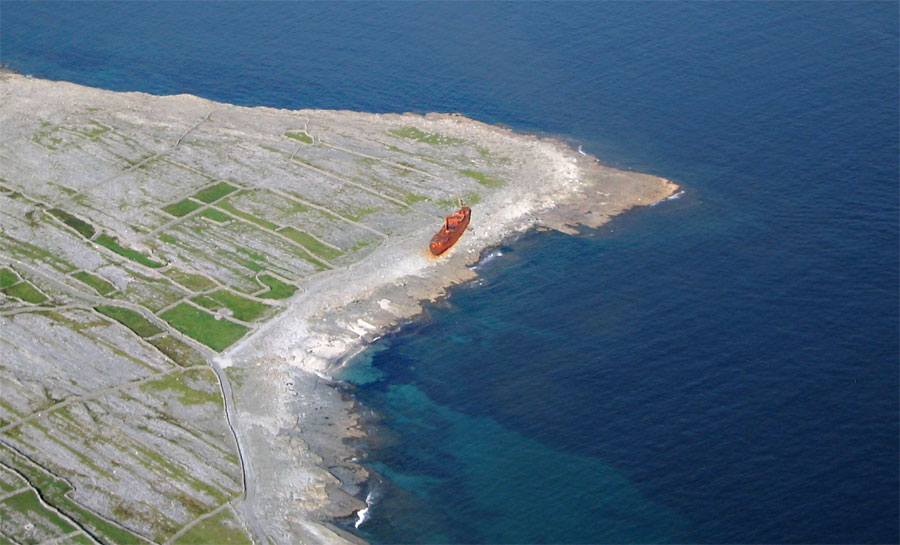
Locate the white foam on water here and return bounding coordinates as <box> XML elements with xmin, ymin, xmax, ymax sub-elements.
<box><xmin>354</xmin><ymin>489</ymin><xmax>378</xmax><ymax>529</ymax></box>
<box><xmin>652</xmin><ymin>190</ymin><xmax>684</xmax><ymax>206</ymax></box>
<box><xmin>577</xmin><ymin>144</ymin><xmax>587</xmax><ymax>155</ymax></box>
<box><xmin>470</xmin><ymin>248</ymin><xmax>504</xmax><ymax>273</ymax></box>
<box><xmin>479</xmin><ymin>248</ymin><xmax>503</xmax><ymax>266</ymax></box>
<box><xmin>354</xmin><ymin>506</ymin><xmax>369</xmax><ymax>529</ymax></box>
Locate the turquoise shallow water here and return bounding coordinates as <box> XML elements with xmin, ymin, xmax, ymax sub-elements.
<box><xmin>2</xmin><ymin>2</ymin><xmax>898</xmax><ymax>543</ymax></box>
<box><xmin>353</xmin><ymin>381</ymin><xmax>689</xmax><ymax>543</ymax></box>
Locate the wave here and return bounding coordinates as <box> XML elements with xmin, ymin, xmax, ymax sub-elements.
<box><xmin>651</xmin><ymin>190</ymin><xmax>684</xmax><ymax>206</ymax></box>
<box><xmin>577</xmin><ymin>144</ymin><xmax>587</xmax><ymax>155</ymax></box>
<box><xmin>478</xmin><ymin>248</ymin><xmax>504</xmax><ymax>267</ymax></box>
<box><xmin>354</xmin><ymin>481</ymin><xmax>384</xmax><ymax>529</ymax></box>
<box><xmin>354</xmin><ymin>506</ymin><xmax>369</xmax><ymax>529</ymax></box>
<box><xmin>469</xmin><ymin>247</ymin><xmax>506</xmax><ymax>273</ymax></box>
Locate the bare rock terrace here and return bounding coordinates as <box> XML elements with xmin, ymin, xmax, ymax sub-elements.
<box><xmin>0</xmin><ymin>74</ymin><xmax>677</xmax><ymax>544</ymax></box>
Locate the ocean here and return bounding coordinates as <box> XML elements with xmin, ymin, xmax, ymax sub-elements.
<box><xmin>2</xmin><ymin>2</ymin><xmax>897</xmax><ymax>543</ymax></box>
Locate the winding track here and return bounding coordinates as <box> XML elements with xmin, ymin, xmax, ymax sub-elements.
<box><xmin>207</xmin><ymin>356</ymin><xmax>268</xmax><ymax>545</ymax></box>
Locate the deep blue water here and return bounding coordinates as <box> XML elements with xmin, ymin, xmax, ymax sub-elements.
<box><xmin>2</xmin><ymin>2</ymin><xmax>897</xmax><ymax>543</ymax></box>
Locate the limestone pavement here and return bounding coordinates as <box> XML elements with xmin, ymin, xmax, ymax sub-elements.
<box><xmin>0</xmin><ymin>74</ymin><xmax>676</xmax><ymax>544</ymax></box>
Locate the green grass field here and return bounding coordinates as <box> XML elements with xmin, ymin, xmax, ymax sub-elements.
<box><xmin>162</xmin><ymin>198</ymin><xmax>203</xmax><ymax>217</ymax></box>
<box><xmin>277</xmin><ymin>227</ymin><xmax>342</xmax><ymax>260</ymax></box>
<box><xmin>72</xmin><ymin>271</ymin><xmax>116</xmax><ymax>295</ymax></box>
<box><xmin>192</xmin><ymin>181</ymin><xmax>239</xmax><ymax>203</ymax></box>
<box><xmin>171</xmin><ymin>507</ymin><xmax>252</xmax><ymax>545</ymax></box>
<box><xmin>199</xmin><ymin>208</ymin><xmax>232</xmax><ymax>223</ymax></box>
<box><xmin>164</xmin><ymin>269</ymin><xmax>216</xmax><ymax>292</ymax></box>
<box><xmin>95</xmin><ymin>235</ymin><xmax>165</xmax><ymax>268</ymax></box>
<box><xmin>284</xmin><ymin>130</ymin><xmax>313</xmax><ymax>144</ymax></box>
<box><xmin>48</xmin><ymin>208</ymin><xmax>96</xmax><ymax>239</ymax></box>
<box><xmin>94</xmin><ymin>305</ymin><xmax>162</xmax><ymax>338</ymax></box>
<box><xmin>0</xmin><ymin>268</ymin><xmax>20</xmax><ymax>288</ymax></box>
<box><xmin>2</xmin><ymin>281</ymin><xmax>48</xmax><ymax>304</ymax></box>
<box><xmin>190</xmin><ymin>290</ymin><xmax>271</xmax><ymax>322</ymax></box>
<box><xmin>258</xmin><ymin>274</ymin><xmax>297</xmax><ymax>299</ymax></box>
<box><xmin>160</xmin><ymin>303</ymin><xmax>248</xmax><ymax>351</ymax></box>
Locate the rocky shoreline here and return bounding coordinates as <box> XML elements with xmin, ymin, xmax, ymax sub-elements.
<box><xmin>0</xmin><ymin>74</ymin><xmax>676</xmax><ymax>544</ymax></box>
<box><xmin>224</xmin><ymin>121</ymin><xmax>678</xmax><ymax>543</ymax></box>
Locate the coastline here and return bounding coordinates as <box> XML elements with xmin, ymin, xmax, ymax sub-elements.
<box><xmin>222</xmin><ymin>117</ymin><xmax>679</xmax><ymax>542</ymax></box>
<box><xmin>0</xmin><ymin>73</ymin><xmax>677</xmax><ymax>544</ymax></box>
<box><xmin>4</xmin><ymin>2</ymin><xmax>897</xmax><ymax>541</ymax></box>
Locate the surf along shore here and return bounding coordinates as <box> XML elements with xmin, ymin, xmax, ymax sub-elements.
<box><xmin>0</xmin><ymin>74</ymin><xmax>676</xmax><ymax>544</ymax></box>
<box><xmin>223</xmin><ymin>116</ymin><xmax>678</xmax><ymax>543</ymax></box>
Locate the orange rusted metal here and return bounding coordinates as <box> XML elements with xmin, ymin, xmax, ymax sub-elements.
<box><xmin>429</xmin><ymin>205</ymin><xmax>471</xmax><ymax>256</ymax></box>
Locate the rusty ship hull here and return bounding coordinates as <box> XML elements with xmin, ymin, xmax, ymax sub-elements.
<box><xmin>429</xmin><ymin>206</ymin><xmax>471</xmax><ymax>256</ymax></box>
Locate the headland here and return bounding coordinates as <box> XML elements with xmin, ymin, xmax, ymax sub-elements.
<box><xmin>0</xmin><ymin>74</ymin><xmax>676</xmax><ymax>544</ymax></box>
